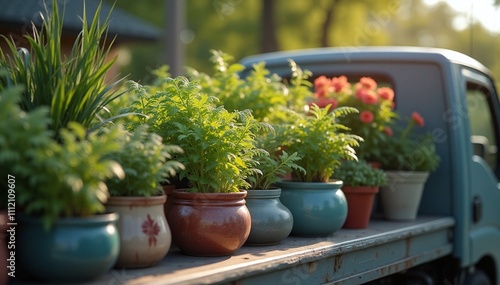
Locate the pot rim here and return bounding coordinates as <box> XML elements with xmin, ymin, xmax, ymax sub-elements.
<box><xmin>342</xmin><ymin>185</ymin><xmax>380</xmax><ymax>194</ymax></box>
<box><xmin>19</xmin><ymin>212</ymin><xmax>119</xmax><ymax>226</ymax></box>
<box><xmin>275</xmin><ymin>179</ymin><xmax>343</xmax><ymax>190</ymax></box>
<box><xmin>107</xmin><ymin>194</ymin><xmax>167</xmax><ymax>206</ymax></box>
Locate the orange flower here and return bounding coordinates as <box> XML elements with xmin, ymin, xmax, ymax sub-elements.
<box><xmin>412</xmin><ymin>112</ymin><xmax>425</xmax><ymax>127</ymax></box>
<box><xmin>383</xmin><ymin>127</ymin><xmax>393</xmax><ymax>136</ymax></box>
<box><xmin>378</xmin><ymin>87</ymin><xmax>394</xmax><ymax>101</ymax></box>
<box><xmin>360</xmin><ymin>111</ymin><xmax>374</xmax><ymax>124</ymax></box>
<box><xmin>358</xmin><ymin>77</ymin><xmax>377</xmax><ymax>90</ymax></box>
<box><xmin>331</xmin><ymin>75</ymin><xmax>351</xmax><ymax>92</ymax></box>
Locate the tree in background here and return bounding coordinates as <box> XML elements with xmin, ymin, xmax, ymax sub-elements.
<box><xmin>109</xmin><ymin>0</ymin><xmax>500</xmax><ymax>84</ymax></box>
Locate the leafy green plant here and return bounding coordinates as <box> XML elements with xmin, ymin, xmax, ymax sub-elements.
<box><xmin>127</xmin><ymin>76</ymin><xmax>269</xmax><ymax>193</ymax></box>
<box><xmin>0</xmin><ymin>0</ymin><xmax>126</xmax><ymax>137</ymax></box>
<box><xmin>105</xmin><ymin>125</ymin><xmax>184</xmax><ymax>197</ymax></box>
<box><xmin>276</xmin><ymin>104</ymin><xmax>363</xmax><ymax>182</ymax></box>
<box><xmin>378</xmin><ymin>112</ymin><xmax>440</xmax><ymax>172</ymax></box>
<box><xmin>187</xmin><ymin>50</ymin><xmax>311</xmax><ymax>124</ymax></box>
<box><xmin>248</xmin><ymin>150</ymin><xmax>305</xmax><ymax>190</ymax></box>
<box><xmin>332</xmin><ymin>160</ymin><xmax>387</xmax><ymax>187</ymax></box>
<box><xmin>0</xmin><ymin>80</ymin><xmax>125</xmax><ymax>229</ymax></box>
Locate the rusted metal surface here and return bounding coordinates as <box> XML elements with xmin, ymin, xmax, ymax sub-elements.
<box><xmin>12</xmin><ymin>216</ymin><xmax>454</xmax><ymax>285</ymax></box>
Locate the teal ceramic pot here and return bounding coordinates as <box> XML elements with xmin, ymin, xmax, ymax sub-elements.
<box><xmin>18</xmin><ymin>213</ymin><xmax>120</xmax><ymax>283</ymax></box>
<box><xmin>276</xmin><ymin>180</ymin><xmax>348</xmax><ymax>237</ymax></box>
<box><xmin>244</xmin><ymin>188</ymin><xmax>293</xmax><ymax>245</ymax></box>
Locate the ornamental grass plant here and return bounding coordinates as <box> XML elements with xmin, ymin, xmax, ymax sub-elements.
<box><xmin>0</xmin><ymin>0</ymin><xmax>126</xmax><ymax>138</ymax></box>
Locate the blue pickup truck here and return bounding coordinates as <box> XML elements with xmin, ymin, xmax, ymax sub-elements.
<box><xmin>33</xmin><ymin>47</ymin><xmax>498</xmax><ymax>285</ymax></box>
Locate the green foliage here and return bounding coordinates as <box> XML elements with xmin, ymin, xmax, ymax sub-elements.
<box><xmin>105</xmin><ymin>125</ymin><xmax>184</xmax><ymax>197</ymax></box>
<box><xmin>0</xmin><ymin>0</ymin><xmax>125</xmax><ymax>138</ymax></box>
<box><xmin>187</xmin><ymin>51</ymin><xmax>309</xmax><ymax>124</ymax></box>
<box><xmin>378</xmin><ymin>115</ymin><xmax>440</xmax><ymax>172</ymax></box>
<box><xmin>277</xmin><ymin>104</ymin><xmax>363</xmax><ymax>182</ymax></box>
<box><xmin>126</xmin><ymin>76</ymin><xmax>269</xmax><ymax>193</ymax></box>
<box><xmin>0</xmin><ymin>83</ymin><xmax>125</xmax><ymax>229</ymax></box>
<box><xmin>332</xmin><ymin>160</ymin><xmax>387</xmax><ymax>187</ymax></box>
<box><xmin>0</xmin><ymin>82</ymin><xmax>53</xmax><ymax>197</ymax></box>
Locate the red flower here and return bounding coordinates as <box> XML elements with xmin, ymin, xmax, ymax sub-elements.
<box><xmin>331</xmin><ymin>75</ymin><xmax>351</xmax><ymax>92</ymax></box>
<box><xmin>142</xmin><ymin>214</ymin><xmax>160</xmax><ymax>247</ymax></box>
<box><xmin>358</xmin><ymin>77</ymin><xmax>377</xmax><ymax>90</ymax></box>
<box><xmin>412</xmin><ymin>112</ymin><xmax>425</xmax><ymax>127</ymax></box>
<box><xmin>357</xmin><ymin>89</ymin><xmax>378</xmax><ymax>105</ymax></box>
<box><xmin>378</xmin><ymin>87</ymin><xmax>394</xmax><ymax>101</ymax></box>
<box><xmin>360</xmin><ymin>111</ymin><xmax>374</xmax><ymax>124</ymax></box>
<box><xmin>310</xmin><ymin>97</ymin><xmax>338</xmax><ymax>109</ymax></box>
<box><xmin>383</xmin><ymin>127</ymin><xmax>393</xmax><ymax>136</ymax></box>
<box><xmin>314</xmin><ymin>76</ymin><xmax>333</xmax><ymax>97</ymax></box>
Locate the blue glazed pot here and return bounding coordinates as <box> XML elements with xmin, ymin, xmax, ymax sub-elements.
<box><xmin>18</xmin><ymin>213</ymin><xmax>120</xmax><ymax>283</ymax></box>
<box><xmin>244</xmin><ymin>188</ymin><xmax>293</xmax><ymax>245</ymax></box>
<box><xmin>276</xmin><ymin>180</ymin><xmax>347</xmax><ymax>237</ymax></box>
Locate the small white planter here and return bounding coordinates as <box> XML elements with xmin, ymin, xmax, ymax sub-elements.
<box><xmin>380</xmin><ymin>171</ymin><xmax>430</xmax><ymax>220</ymax></box>
<box><xmin>106</xmin><ymin>195</ymin><xmax>171</xmax><ymax>268</ymax></box>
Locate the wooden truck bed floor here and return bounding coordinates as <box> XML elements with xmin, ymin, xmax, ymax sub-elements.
<box><xmin>17</xmin><ymin>216</ymin><xmax>455</xmax><ymax>285</ymax></box>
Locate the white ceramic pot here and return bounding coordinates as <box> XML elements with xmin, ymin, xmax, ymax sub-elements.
<box><xmin>106</xmin><ymin>195</ymin><xmax>171</xmax><ymax>268</ymax></box>
<box><xmin>380</xmin><ymin>171</ymin><xmax>430</xmax><ymax>220</ymax></box>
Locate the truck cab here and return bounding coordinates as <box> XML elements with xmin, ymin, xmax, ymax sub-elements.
<box><xmin>240</xmin><ymin>46</ymin><xmax>500</xmax><ymax>284</ymax></box>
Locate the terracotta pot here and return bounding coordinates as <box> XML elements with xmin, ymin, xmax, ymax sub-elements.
<box><xmin>342</xmin><ymin>186</ymin><xmax>379</xmax><ymax>229</ymax></box>
<box><xmin>244</xmin><ymin>188</ymin><xmax>293</xmax><ymax>245</ymax></box>
<box><xmin>106</xmin><ymin>195</ymin><xmax>171</xmax><ymax>268</ymax></box>
<box><xmin>380</xmin><ymin>171</ymin><xmax>430</xmax><ymax>220</ymax></box>
<box><xmin>168</xmin><ymin>190</ymin><xmax>251</xmax><ymax>256</ymax></box>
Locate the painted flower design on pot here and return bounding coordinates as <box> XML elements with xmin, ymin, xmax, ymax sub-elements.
<box><xmin>142</xmin><ymin>214</ymin><xmax>160</xmax><ymax>247</ymax></box>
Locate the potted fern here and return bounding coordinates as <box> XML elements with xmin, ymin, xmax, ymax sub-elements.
<box><xmin>0</xmin><ymin>82</ymin><xmax>124</xmax><ymax>282</ymax></box>
<box><xmin>332</xmin><ymin>160</ymin><xmax>387</xmax><ymax>229</ymax></box>
<box><xmin>104</xmin><ymin>125</ymin><xmax>184</xmax><ymax>268</ymax></box>
<box><xmin>0</xmin><ymin>1</ymin><xmax>135</xmax><ymax>281</ymax></box>
<box><xmin>275</xmin><ymin>104</ymin><xmax>363</xmax><ymax>236</ymax></box>
<box><xmin>244</xmin><ymin>131</ymin><xmax>305</xmax><ymax>245</ymax></box>
<box><xmin>126</xmin><ymin>76</ymin><xmax>266</xmax><ymax>256</ymax></box>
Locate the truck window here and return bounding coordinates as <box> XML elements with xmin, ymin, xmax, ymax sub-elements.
<box><xmin>467</xmin><ymin>83</ymin><xmax>499</xmax><ymax>174</ymax></box>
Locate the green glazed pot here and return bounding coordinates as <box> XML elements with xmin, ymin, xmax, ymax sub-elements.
<box><xmin>244</xmin><ymin>188</ymin><xmax>293</xmax><ymax>245</ymax></box>
<box><xmin>276</xmin><ymin>180</ymin><xmax>347</xmax><ymax>237</ymax></box>
<box><xmin>18</xmin><ymin>213</ymin><xmax>120</xmax><ymax>283</ymax></box>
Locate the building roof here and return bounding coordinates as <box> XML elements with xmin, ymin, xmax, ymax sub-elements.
<box><xmin>0</xmin><ymin>0</ymin><xmax>161</xmax><ymax>43</ymax></box>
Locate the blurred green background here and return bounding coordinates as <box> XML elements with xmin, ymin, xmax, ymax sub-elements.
<box><xmin>107</xmin><ymin>0</ymin><xmax>500</xmax><ymax>84</ymax></box>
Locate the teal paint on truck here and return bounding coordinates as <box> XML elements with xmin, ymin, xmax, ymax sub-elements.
<box><xmin>241</xmin><ymin>46</ymin><xmax>500</xmax><ymax>283</ymax></box>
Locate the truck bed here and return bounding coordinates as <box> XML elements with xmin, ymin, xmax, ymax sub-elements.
<box><xmin>15</xmin><ymin>216</ymin><xmax>454</xmax><ymax>285</ymax></box>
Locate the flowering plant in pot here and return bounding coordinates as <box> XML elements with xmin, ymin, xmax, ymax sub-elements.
<box><xmin>104</xmin><ymin>125</ymin><xmax>184</xmax><ymax>268</ymax></box>
<box><xmin>311</xmin><ymin>76</ymin><xmax>396</xmax><ymax>164</ymax></box>
<box><xmin>377</xmin><ymin>112</ymin><xmax>440</xmax><ymax>220</ymax></box>
<box><xmin>126</xmin><ymin>76</ymin><xmax>266</xmax><ymax>256</ymax></box>
<box><xmin>332</xmin><ymin>160</ymin><xmax>387</xmax><ymax>228</ymax></box>
<box><xmin>274</xmin><ymin>104</ymin><xmax>363</xmax><ymax>236</ymax></box>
